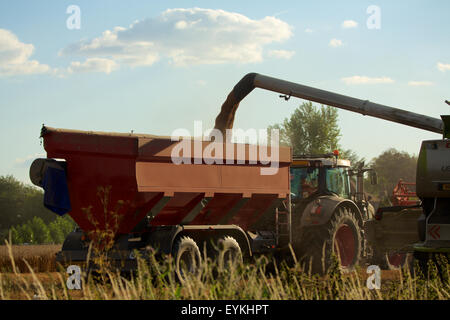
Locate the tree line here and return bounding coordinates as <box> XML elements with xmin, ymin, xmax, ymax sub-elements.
<box><xmin>0</xmin><ymin>175</ymin><xmax>77</xmax><ymax>245</ymax></box>
<box><xmin>8</xmin><ymin>215</ymin><xmax>76</xmax><ymax>245</ymax></box>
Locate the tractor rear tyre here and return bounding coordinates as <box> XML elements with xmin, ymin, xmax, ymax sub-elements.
<box><xmin>173</xmin><ymin>236</ymin><xmax>202</xmax><ymax>282</ymax></box>
<box><xmin>295</xmin><ymin>206</ymin><xmax>363</xmax><ymax>274</ymax></box>
<box><xmin>217</xmin><ymin>236</ymin><xmax>243</xmax><ymax>272</ymax></box>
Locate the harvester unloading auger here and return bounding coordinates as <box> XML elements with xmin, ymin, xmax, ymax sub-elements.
<box><xmin>214</xmin><ymin>72</ymin><xmax>450</xmax><ymax>270</ymax></box>
<box><xmin>30</xmin><ymin>72</ymin><xmax>449</xmax><ymax>278</ymax></box>
<box><xmin>214</xmin><ymin>73</ymin><xmax>443</xmax><ymax>134</ymax></box>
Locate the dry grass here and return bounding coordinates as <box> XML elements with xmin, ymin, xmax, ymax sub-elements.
<box><xmin>0</xmin><ymin>240</ymin><xmax>449</xmax><ymax>300</ymax></box>
<box><xmin>0</xmin><ymin>244</ymin><xmax>60</xmax><ymax>273</ymax></box>
<box><xmin>3</xmin><ymin>188</ymin><xmax>447</xmax><ymax>300</ymax></box>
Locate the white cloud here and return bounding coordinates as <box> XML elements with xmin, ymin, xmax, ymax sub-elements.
<box><xmin>0</xmin><ymin>29</ymin><xmax>50</xmax><ymax>76</ymax></box>
<box><xmin>68</xmin><ymin>58</ymin><xmax>118</xmax><ymax>74</ymax></box>
<box><xmin>329</xmin><ymin>38</ymin><xmax>343</xmax><ymax>48</ymax></box>
<box><xmin>268</xmin><ymin>49</ymin><xmax>295</xmax><ymax>59</ymax></box>
<box><xmin>408</xmin><ymin>81</ymin><xmax>433</xmax><ymax>86</ymax></box>
<box><xmin>437</xmin><ymin>62</ymin><xmax>450</xmax><ymax>72</ymax></box>
<box><xmin>341</xmin><ymin>76</ymin><xmax>395</xmax><ymax>85</ymax></box>
<box><xmin>304</xmin><ymin>28</ymin><xmax>313</xmax><ymax>33</ymax></box>
<box><xmin>60</xmin><ymin>8</ymin><xmax>293</xmax><ymax>69</ymax></box>
<box><xmin>342</xmin><ymin>20</ymin><xmax>358</xmax><ymax>29</ymax></box>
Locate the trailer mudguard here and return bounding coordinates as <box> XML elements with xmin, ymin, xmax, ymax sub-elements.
<box><xmin>300</xmin><ymin>196</ymin><xmax>363</xmax><ymax>227</ymax></box>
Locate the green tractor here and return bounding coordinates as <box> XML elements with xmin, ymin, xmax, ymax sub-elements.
<box><xmin>285</xmin><ymin>152</ymin><xmax>378</xmax><ymax>273</ymax></box>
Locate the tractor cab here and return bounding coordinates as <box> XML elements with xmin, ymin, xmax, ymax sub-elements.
<box><xmin>289</xmin><ymin>153</ymin><xmax>352</xmax><ymax>204</ymax></box>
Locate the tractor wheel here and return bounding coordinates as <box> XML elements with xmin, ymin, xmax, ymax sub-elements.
<box><xmin>173</xmin><ymin>236</ymin><xmax>202</xmax><ymax>282</ymax></box>
<box><xmin>295</xmin><ymin>206</ymin><xmax>363</xmax><ymax>274</ymax></box>
<box><xmin>217</xmin><ymin>236</ymin><xmax>243</xmax><ymax>272</ymax></box>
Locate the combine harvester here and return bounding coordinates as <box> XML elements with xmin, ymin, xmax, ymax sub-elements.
<box><xmin>29</xmin><ymin>73</ymin><xmax>448</xmax><ymax>277</ymax></box>
<box><xmin>373</xmin><ymin>180</ymin><xmax>422</xmax><ymax>269</ymax></box>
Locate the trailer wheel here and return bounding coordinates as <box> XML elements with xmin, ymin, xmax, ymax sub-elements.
<box><xmin>385</xmin><ymin>252</ymin><xmax>412</xmax><ymax>270</ymax></box>
<box><xmin>173</xmin><ymin>236</ymin><xmax>202</xmax><ymax>282</ymax></box>
<box><xmin>295</xmin><ymin>206</ymin><xmax>362</xmax><ymax>274</ymax></box>
<box><xmin>217</xmin><ymin>236</ymin><xmax>243</xmax><ymax>272</ymax></box>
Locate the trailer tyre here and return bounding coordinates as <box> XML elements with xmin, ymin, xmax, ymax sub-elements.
<box><xmin>173</xmin><ymin>236</ymin><xmax>202</xmax><ymax>282</ymax></box>
<box><xmin>385</xmin><ymin>252</ymin><xmax>413</xmax><ymax>270</ymax></box>
<box><xmin>217</xmin><ymin>236</ymin><xmax>243</xmax><ymax>272</ymax></box>
<box><xmin>295</xmin><ymin>206</ymin><xmax>362</xmax><ymax>274</ymax></box>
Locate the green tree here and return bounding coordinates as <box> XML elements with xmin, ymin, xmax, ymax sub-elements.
<box><xmin>0</xmin><ymin>175</ymin><xmax>55</xmax><ymax>234</ymax></box>
<box><xmin>59</xmin><ymin>216</ymin><xmax>77</xmax><ymax>236</ymax></box>
<box><xmin>48</xmin><ymin>216</ymin><xmax>77</xmax><ymax>243</ymax></box>
<box><xmin>17</xmin><ymin>223</ymin><xmax>34</xmax><ymax>244</ymax></box>
<box><xmin>366</xmin><ymin>148</ymin><xmax>418</xmax><ymax>205</ymax></box>
<box><xmin>0</xmin><ymin>174</ymin><xmax>78</xmax><ymax>244</ymax></box>
<box><xmin>48</xmin><ymin>220</ymin><xmax>65</xmax><ymax>244</ymax></box>
<box><xmin>6</xmin><ymin>215</ymin><xmax>77</xmax><ymax>244</ymax></box>
<box><xmin>8</xmin><ymin>226</ymin><xmax>20</xmax><ymax>244</ymax></box>
<box><xmin>268</xmin><ymin>102</ymin><xmax>362</xmax><ymax>165</ymax></box>
<box><xmin>269</xmin><ymin>102</ymin><xmax>341</xmax><ymax>155</ymax></box>
<box><xmin>28</xmin><ymin>217</ymin><xmax>51</xmax><ymax>244</ymax></box>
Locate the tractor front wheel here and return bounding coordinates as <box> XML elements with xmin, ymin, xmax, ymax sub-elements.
<box><xmin>295</xmin><ymin>206</ymin><xmax>363</xmax><ymax>274</ymax></box>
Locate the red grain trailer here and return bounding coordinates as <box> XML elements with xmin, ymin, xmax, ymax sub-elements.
<box><xmin>30</xmin><ymin>125</ymin><xmax>291</xmax><ymax>277</ymax></box>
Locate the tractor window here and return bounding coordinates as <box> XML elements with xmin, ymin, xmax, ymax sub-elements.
<box><xmin>290</xmin><ymin>167</ymin><xmax>319</xmax><ymax>199</ymax></box>
<box><xmin>326</xmin><ymin>167</ymin><xmax>349</xmax><ymax>198</ymax></box>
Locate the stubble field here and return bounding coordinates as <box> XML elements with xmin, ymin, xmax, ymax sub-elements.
<box><xmin>0</xmin><ymin>244</ymin><xmax>448</xmax><ymax>300</ymax></box>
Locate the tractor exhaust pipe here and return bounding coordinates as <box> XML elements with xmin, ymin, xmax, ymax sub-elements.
<box><xmin>214</xmin><ymin>73</ymin><xmax>443</xmax><ymax>135</ymax></box>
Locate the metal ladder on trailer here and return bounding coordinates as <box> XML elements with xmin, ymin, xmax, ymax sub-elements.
<box><xmin>275</xmin><ymin>199</ymin><xmax>292</xmax><ymax>246</ymax></box>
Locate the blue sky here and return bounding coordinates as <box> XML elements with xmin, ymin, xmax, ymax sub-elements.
<box><xmin>1</xmin><ymin>1</ymin><xmax>449</xmax><ymax>183</ymax></box>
